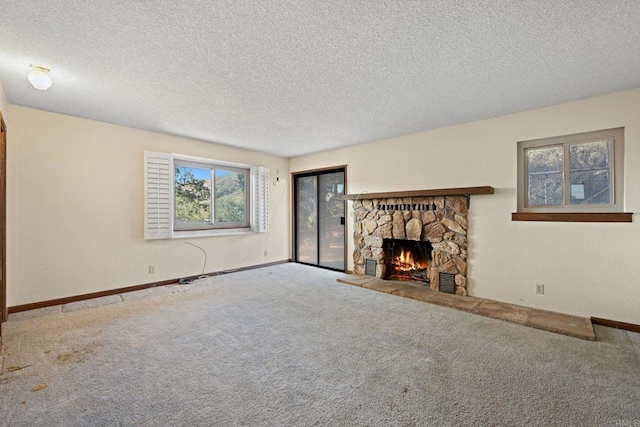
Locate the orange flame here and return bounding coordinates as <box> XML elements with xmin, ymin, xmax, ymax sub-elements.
<box><xmin>393</xmin><ymin>248</ymin><xmax>428</xmax><ymax>272</ymax></box>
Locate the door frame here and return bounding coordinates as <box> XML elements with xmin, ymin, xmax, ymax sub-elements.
<box><xmin>0</xmin><ymin>111</ymin><xmax>6</xmax><ymax>339</ymax></box>
<box><xmin>292</xmin><ymin>165</ymin><xmax>348</xmax><ymax>272</ymax></box>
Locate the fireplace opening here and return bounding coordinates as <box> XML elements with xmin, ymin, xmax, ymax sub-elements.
<box><xmin>382</xmin><ymin>238</ymin><xmax>433</xmax><ymax>283</ymax></box>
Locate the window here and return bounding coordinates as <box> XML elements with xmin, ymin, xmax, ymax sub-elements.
<box><xmin>174</xmin><ymin>159</ymin><xmax>249</xmax><ymax>231</ymax></box>
<box><xmin>517</xmin><ymin>128</ymin><xmax>624</xmax><ymax>214</ymax></box>
<box><xmin>144</xmin><ymin>152</ymin><xmax>269</xmax><ymax>239</ymax></box>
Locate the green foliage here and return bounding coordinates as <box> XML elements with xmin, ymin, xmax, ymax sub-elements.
<box><xmin>216</xmin><ymin>173</ymin><xmax>245</xmax><ymax>198</ymax></box>
<box><xmin>215</xmin><ymin>192</ymin><xmax>245</xmax><ymax>222</ymax></box>
<box><xmin>215</xmin><ymin>172</ymin><xmax>245</xmax><ymax>222</ymax></box>
<box><xmin>175</xmin><ymin>168</ymin><xmax>211</xmax><ymax>224</ymax></box>
<box><xmin>175</xmin><ymin>167</ymin><xmax>246</xmax><ymax>225</ymax></box>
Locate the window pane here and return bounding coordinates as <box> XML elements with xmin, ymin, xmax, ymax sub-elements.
<box><xmin>175</xmin><ymin>167</ymin><xmax>211</xmax><ymax>225</ymax></box>
<box><xmin>214</xmin><ymin>169</ymin><xmax>246</xmax><ymax>223</ymax></box>
<box><xmin>569</xmin><ymin>140</ymin><xmax>611</xmax><ymax>205</ymax></box>
<box><xmin>526</xmin><ymin>146</ymin><xmax>563</xmax><ymax>206</ymax></box>
<box><xmin>319</xmin><ymin>172</ymin><xmax>345</xmax><ymax>270</ymax></box>
<box><xmin>296</xmin><ymin>176</ymin><xmax>317</xmax><ymax>264</ymax></box>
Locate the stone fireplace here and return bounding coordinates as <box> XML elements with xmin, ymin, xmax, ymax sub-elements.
<box><xmin>352</xmin><ymin>195</ymin><xmax>469</xmax><ymax>295</ymax></box>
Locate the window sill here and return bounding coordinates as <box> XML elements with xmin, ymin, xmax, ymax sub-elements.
<box><xmin>511</xmin><ymin>212</ymin><xmax>633</xmax><ymax>223</ymax></box>
<box><xmin>172</xmin><ymin>228</ymin><xmax>254</xmax><ymax>239</ymax></box>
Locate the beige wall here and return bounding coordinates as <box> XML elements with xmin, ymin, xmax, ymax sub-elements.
<box><xmin>291</xmin><ymin>88</ymin><xmax>640</xmax><ymax>324</ymax></box>
<box><xmin>7</xmin><ymin>106</ymin><xmax>290</xmax><ymax>306</ymax></box>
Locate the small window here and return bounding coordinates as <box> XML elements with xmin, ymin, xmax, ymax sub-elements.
<box><xmin>174</xmin><ymin>159</ymin><xmax>249</xmax><ymax>231</ymax></box>
<box><xmin>517</xmin><ymin>128</ymin><xmax>624</xmax><ymax>213</ymax></box>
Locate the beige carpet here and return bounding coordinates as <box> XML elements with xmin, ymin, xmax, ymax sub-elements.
<box><xmin>1</xmin><ymin>263</ymin><xmax>639</xmax><ymax>426</ymax></box>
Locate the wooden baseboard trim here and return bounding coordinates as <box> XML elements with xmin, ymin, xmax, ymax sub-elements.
<box><xmin>591</xmin><ymin>317</ymin><xmax>640</xmax><ymax>334</ymax></box>
<box><xmin>8</xmin><ymin>260</ymin><xmax>290</xmax><ymax>314</ymax></box>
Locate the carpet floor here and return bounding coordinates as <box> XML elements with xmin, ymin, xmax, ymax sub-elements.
<box><xmin>1</xmin><ymin>263</ymin><xmax>639</xmax><ymax>426</ymax></box>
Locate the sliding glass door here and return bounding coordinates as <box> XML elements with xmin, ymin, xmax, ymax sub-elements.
<box><xmin>294</xmin><ymin>168</ymin><xmax>346</xmax><ymax>271</ymax></box>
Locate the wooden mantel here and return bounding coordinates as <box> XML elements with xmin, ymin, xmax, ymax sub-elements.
<box><xmin>343</xmin><ymin>186</ymin><xmax>494</xmax><ymax>200</ymax></box>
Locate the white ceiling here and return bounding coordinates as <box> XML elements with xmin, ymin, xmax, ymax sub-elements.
<box><xmin>1</xmin><ymin>1</ymin><xmax>640</xmax><ymax>158</ymax></box>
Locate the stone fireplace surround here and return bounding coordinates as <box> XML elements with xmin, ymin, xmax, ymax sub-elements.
<box><xmin>347</xmin><ymin>187</ymin><xmax>494</xmax><ymax>296</ymax></box>
<box><xmin>352</xmin><ymin>195</ymin><xmax>470</xmax><ymax>295</ymax></box>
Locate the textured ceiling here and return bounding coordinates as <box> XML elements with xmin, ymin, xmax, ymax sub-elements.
<box><xmin>1</xmin><ymin>1</ymin><xmax>640</xmax><ymax>158</ymax></box>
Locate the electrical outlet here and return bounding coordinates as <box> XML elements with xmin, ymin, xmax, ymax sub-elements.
<box><xmin>263</xmin><ymin>251</ymin><xmax>268</xmax><ymax>257</ymax></box>
<box><xmin>536</xmin><ymin>284</ymin><xmax>544</xmax><ymax>294</ymax></box>
<box><xmin>149</xmin><ymin>265</ymin><xmax>155</xmax><ymax>274</ymax></box>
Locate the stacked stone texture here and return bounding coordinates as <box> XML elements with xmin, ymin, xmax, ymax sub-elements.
<box><xmin>352</xmin><ymin>196</ymin><xmax>469</xmax><ymax>296</ymax></box>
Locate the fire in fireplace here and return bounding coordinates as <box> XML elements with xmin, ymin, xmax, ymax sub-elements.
<box><xmin>382</xmin><ymin>238</ymin><xmax>433</xmax><ymax>283</ymax></box>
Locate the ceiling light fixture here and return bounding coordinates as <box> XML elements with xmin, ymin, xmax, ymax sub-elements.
<box><xmin>28</xmin><ymin>64</ymin><xmax>53</xmax><ymax>90</ymax></box>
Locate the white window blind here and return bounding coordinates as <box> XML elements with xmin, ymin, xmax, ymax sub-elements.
<box><xmin>144</xmin><ymin>151</ymin><xmax>173</xmax><ymax>239</ymax></box>
<box><xmin>253</xmin><ymin>166</ymin><xmax>269</xmax><ymax>233</ymax></box>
